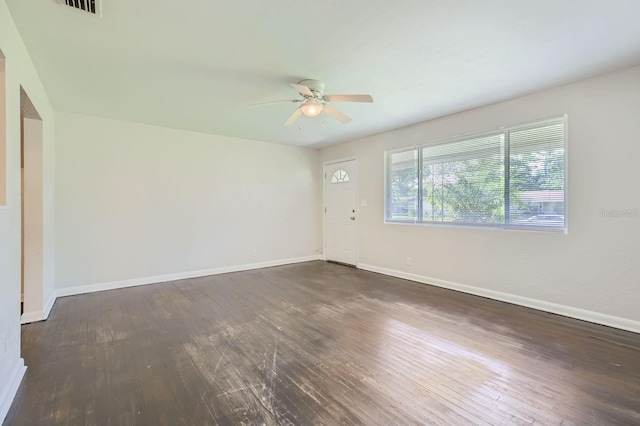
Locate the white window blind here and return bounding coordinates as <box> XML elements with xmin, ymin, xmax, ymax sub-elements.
<box><xmin>387</xmin><ymin>149</ymin><xmax>418</xmax><ymax>221</ymax></box>
<box><xmin>508</xmin><ymin>118</ymin><xmax>566</xmax><ymax>228</ymax></box>
<box><xmin>422</xmin><ymin>132</ymin><xmax>504</xmax><ymax>224</ymax></box>
<box><xmin>385</xmin><ymin>116</ymin><xmax>567</xmax><ymax>231</ymax></box>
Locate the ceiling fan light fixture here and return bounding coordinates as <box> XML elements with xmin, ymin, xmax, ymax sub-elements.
<box><xmin>301</xmin><ymin>100</ymin><xmax>323</xmax><ymax>117</ymax></box>
<box><xmin>253</xmin><ymin>80</ymin><xmax>371</xmax><ymax>126</ymax></box>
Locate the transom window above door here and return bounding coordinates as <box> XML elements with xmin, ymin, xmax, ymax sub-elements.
<box><xmin>331</xmin><ymin>169</ymin><xmax>350</xmax><ymax>183</ymax></box>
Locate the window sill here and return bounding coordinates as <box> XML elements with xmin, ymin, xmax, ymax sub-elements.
<box><xmin>384</xmin><ymin>219</ymin><xmax>567</xmax><ymax>234</ymax></box>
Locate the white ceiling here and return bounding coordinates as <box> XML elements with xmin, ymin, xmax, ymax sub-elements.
<box><xmin>7</xmin><ymin>0</ymin><xmax>640</xmax><ymax>148</ymax></box>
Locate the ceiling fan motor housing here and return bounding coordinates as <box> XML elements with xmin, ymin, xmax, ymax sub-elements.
<box><xmin>251</xmin><ymin>79</ymin><xmax>371</xmax><ymax>126</ymax></box>
<box><xmin>298</xmin><ymin>79</ymin><xmax>325</xmax><ymax>99</ymax></box>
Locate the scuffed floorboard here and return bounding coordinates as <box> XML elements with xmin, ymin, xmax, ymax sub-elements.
<box><xmin>5</xmin><ymin>261</ymin><xmax>640</xmax><ymax>425</ymax></box>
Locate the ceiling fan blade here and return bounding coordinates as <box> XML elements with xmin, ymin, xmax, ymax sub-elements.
<box><xmin>291</xmin><ymin>83</ymin><xmax>314</xmax><ymax>97</ymax></box>
<box><xmin>323</xmin><ymin>104</ymin><xmax>352</xmax><ymax>124</ymax></box>
<box><xmin>324</xmin><ymin>94</ymin><xmax>373</xmax><ymax>103</ymax></box>
<box><xmin>249</xmin><ymin>99</ymin><xmax>301</xmax><ymax>107</ymax></box>
<box><xmin>284</xmin><ymin>108</ymin><xmax>303</xmax><ymax>126</ymax></box>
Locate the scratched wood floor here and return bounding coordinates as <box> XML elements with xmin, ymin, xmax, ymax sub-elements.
<box><xmin>5</xmin><ymin>261</ymin><xmax>640</xmax><ymax>425</ymax></box>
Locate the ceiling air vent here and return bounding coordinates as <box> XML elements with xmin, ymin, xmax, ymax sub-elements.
<box><xmin>62</xmin><ymin>0</ymin><xmax>101</xmax><ymax>16</ymax></box>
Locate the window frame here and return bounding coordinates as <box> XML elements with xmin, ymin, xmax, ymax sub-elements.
<box><xmin>384</xmin><ymin>116</ymin><xmax>568</xmax><ymax>233</ymax></box>
<box><xmin>330</xmin><ymin>169</ymin><xmax>350</xmax><ymax>183</ymax></box>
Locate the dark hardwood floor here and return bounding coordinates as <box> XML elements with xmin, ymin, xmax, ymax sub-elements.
<box><xmin>5</xmin><ymin>261</ymin><xmax>640</xmax><ymax>425</ymax></box>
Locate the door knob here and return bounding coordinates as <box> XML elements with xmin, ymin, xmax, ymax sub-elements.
<box><xmin>350</xmin><ymin>216</ymin><xmax>356</xmax><ymax>220</ymax></box>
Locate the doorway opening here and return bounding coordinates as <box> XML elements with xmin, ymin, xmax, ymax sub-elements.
<box><xmin>20</xmin><ymin>87</ymin><xmax>43</xmax><ymax>320</ymax></box>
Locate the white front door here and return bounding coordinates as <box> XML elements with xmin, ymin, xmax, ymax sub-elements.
<box><xmin>325</xmin><ymin>159</ymin><xmax>358</xmax><ymax>265</ymax></box>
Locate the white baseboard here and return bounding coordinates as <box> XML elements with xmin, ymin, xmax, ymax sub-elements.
<box><xmin>43</xmin><ymin>291</ymin><xmax>56</xmax><ymax>318</ymax></box>
<box><xmin>357</xmin><ymin>263</ymin><xmax>640</xmax><ymax>334</ymax></box>
<box><xmin>20</xmin><ymin>310</ymin><xmax>46</xmax><ymax>324</ymax></box>
<box><xmin>20</xmin><ymin>292</ymin><xmax>58</xmax><ymax>324</ymax></box>
<box><xmin>0</xmin><ymin>358</ymin><xmax>26</xmax><ymax>424</ymax></box>
<box><xmin>56</xmin><ymin>255</ymin><xmax>323</xmax><ymax>298</ymax></box>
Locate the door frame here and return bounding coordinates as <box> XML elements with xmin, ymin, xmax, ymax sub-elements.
<box><xmin>19</xmin><ymin>88</ymin><xmax>45</xmax><ymax>324</ymax></box>
<box><xmin>323</xmin><ymin>156</ymin><xmax>359</xmax><ymax>266</ymax></box>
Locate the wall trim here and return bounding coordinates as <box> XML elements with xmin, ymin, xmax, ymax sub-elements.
<box><xmin>20</xmin><ymin>292</ymin><xmax>56</xmax><ymax>324</ymax></box>
<box><xmin>0</xmin><ymin>358</ymin><xmax>26</xmax><ymax>423</ymax></box>
<box><xmin>56</xmin><ymin>255</ymin><xmax>322</xmax><ymax>298</ymax></box>
<box><xmin>43</xmin><ymin>291</ymin><xmax>56</xmax><ymax>318</ymax></box>
<box><xmin>357</xmin><ymin>263</ymin><xmax>640</xmax><ymax>334</ymax></box>
<box><xmin>20</xmin><ymin>311</ymin><xmax>45</xmax><ymax>324</ymax></box>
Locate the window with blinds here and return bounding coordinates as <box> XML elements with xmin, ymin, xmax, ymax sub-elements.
<box><xmin>385</xmin><ymin>116</ymin><xmax>567</xmax><ymax>231</ymax></box>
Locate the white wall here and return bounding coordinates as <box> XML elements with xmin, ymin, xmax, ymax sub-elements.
<box><xmin>0</xmin><ymin>54</ymin><xmax>5</xmax><ymax>207</ymax></box>
<box><xmin>0</xmin><ymin>2</ymin><xmax>56</xmax><ymax>422</ymax></box>
<box><xmin>321</xmin><ymin>65</ymin><xmax>640</xmax><ymax>330</ymax></box>
<box><xmin>55</xmin><ymin>113</ymin><xmax>321</xmax><ymax>291</ymax></box>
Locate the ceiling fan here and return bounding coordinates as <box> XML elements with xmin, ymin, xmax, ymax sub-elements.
<box><xmin>250</xmin><ymin>79</ymin><xmax>373</xmax><ymax>126</ymax></box>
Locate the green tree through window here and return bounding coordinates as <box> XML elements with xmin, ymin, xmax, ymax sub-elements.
<box><xmin>386</xmin><ymin>117</ymin><xmax>566</xmax><ymax>230</ymax></box>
